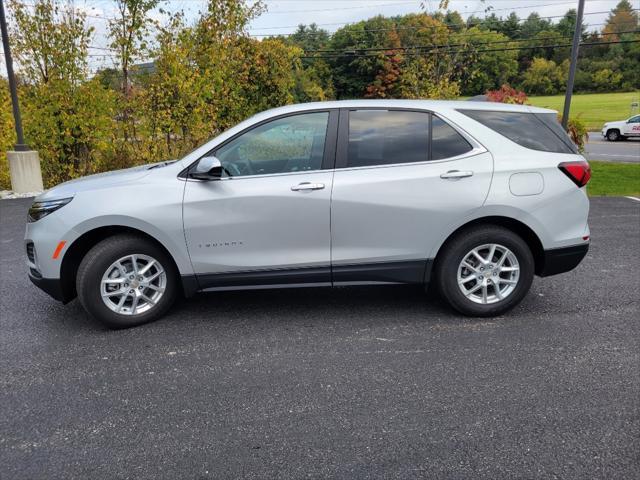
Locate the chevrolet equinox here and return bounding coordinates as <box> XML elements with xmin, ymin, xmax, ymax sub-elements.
<box><xmin>26</xmin><ymin>100</ymin><xmax>591</xmax><ymax>328</ymax></box>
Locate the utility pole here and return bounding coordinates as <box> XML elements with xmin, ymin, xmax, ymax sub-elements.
<box><xmin>0</xmin><ymin>0</ymin><xmax>43</xmax><ymax>193</ymax></box>
<box><xmin>561</xmin><ymin>0</ymin><xmax>586</xmax><ymax>130</ymax></box>
<box><xmin>0</xmin><ymin>0</ymin><xmax>27</xmax><ymax>150</ymax></box>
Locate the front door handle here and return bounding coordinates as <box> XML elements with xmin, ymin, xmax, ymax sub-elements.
<box><xmin>291</xmin><ymin>182</ymin><xmax>325</xmax><ymax>191</ymax></box>
<box><xmin>440</xmin><ymin>170</ymin><xmax>474</xmax><ymax>179</ymax></box>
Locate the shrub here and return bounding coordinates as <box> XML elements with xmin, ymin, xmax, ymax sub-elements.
<box><xmin>563</xmin><ymin>116</ymin><xmax>589</xmax><ymax>153</ymax></box>
<box><xmin>485</xmin><ymin>84</ymin><xmax>528</xmax><ymax>104</ymax></box>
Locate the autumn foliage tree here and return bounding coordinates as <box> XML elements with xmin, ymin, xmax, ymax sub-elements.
<box><xmin>603</xmin><ymin>0</ymin><xmax>639</xmax><ymax>40</ymax></box>
<box><xmin>365</xmin><ymin>30</ymin><xmax>403</xmax><ymax>98</ymax></box>
<box><xmin>8</xmin><ymin>0</ymin><xmax>116</xmax><ymax>185</ymax></box>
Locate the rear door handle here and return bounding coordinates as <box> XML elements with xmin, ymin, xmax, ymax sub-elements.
<box><xmin>440</xmin><ymin>170</ymin><xmax>474</xmax><ymax>179</ymax></box>
<box><xmin>291</xmin><ymin>182</ymin><xmax>325</xmax><ymax>191</ymax></box>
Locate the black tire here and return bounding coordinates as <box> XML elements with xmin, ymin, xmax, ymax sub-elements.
<box><xmin>607</xmin><ymin>129</ymin><xmax>620</xmax><ymax>141</ymax></box>
<box><xmin>434</xmin><ymin>225</ymin><xmax>534</xmax><ymax>317</ymax></box>
<box><xmin>76</xmin><ymin>234</ymin><xmax>178</xmax><ymax>328</ymax></box>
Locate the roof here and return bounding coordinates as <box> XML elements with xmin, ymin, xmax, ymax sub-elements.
<box><xmin>251</xmin><ymin>99</ymin><xmax>556</xmax><ymax>121</ymax></box>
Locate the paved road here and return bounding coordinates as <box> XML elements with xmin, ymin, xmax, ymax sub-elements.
<box><xmin>585</xmin><ymin>132</ymin><xmax>640</xmax><ymax>163</ymax></box>
<box><xmin>1</xmin><ymin>197</ymin><xmax>639</xmax><ymax>479</ymax></box>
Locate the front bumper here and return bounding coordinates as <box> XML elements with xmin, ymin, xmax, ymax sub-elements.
<box><xmin>28</xmin><ymin>272</ymin><xmax>69</xmax><ymax>302</ymax></box>
<box><xmin>538</xmin><ymin>243</ymin><xmax>589</xmax><ymax>277</ymax></box>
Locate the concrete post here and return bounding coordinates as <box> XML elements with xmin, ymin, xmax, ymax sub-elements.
<box><xmin>7</xmin><ymin>150</ymin><xmax>44</xmax><ymax>193</ymax></box>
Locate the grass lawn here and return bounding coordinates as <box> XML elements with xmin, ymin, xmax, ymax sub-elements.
<box><xmin>588</xmin><ymin>161</ymin><xmax>640</xmax><ymax>197</ymax></box>
<box><xmin>528</xmin><ymin>92</ymin><xmax>640</xmax><ymax>130</ymax></box>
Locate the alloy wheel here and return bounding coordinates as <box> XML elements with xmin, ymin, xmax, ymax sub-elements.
<box><xmin>457</xmin><ymin>243</ymin><xmax>520</xmax><ymax>305</ymax></box>
<box><xmin>100</xmin><ymin>254</ymin><xmax>166</xmax><ymax>315</ymax></box>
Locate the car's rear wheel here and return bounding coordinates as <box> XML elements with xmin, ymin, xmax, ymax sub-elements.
<box><xmin>435</xmin><ymin>225</ymin><xmax>534</xmax><ymax>317</ymax></box>
<box><xmin>606</xmin><ymin>129</ymin><xmax>620</xmax><ymax>141</ymax></box>
<box><xmin>77</xmin><ymin>234</ymin><xmax>178</xmax><ymax>328</ymax></box>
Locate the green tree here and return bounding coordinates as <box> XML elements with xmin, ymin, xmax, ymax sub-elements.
<box><xmin>142</xmin><ymin>12</ymin><xmax>205</xmax><ymax>157</ymax></box>
<box><xmin>396</xmin><ymin>57</ymin><xmax>460</xmax><ymax>99</ymax></box>
<box><xmin>453</xmin><ymin>27</ymin><xmax>518</xmax><ymax>95</ymax></box>
<box><xmin>287</xmin><ymin>23</ymin><xmax>331</xmax><ymax>53</ymax></box>
<box><xmin>592</xmin><ymin>68</ymin><xmax>623</xmax><ymax>91</ymax></box>
<box><xmin>107</xmin><ymin>0</ymin><xmax>159</xmax><ymax>162</ymax></box>
<box><xmin>555</xmin><ymin>9</ymin><xmax>587</xmax><ymax>38</ymax></box>
<box><xmin>433</xmin><ymin>10</ymin><xmax>464</xmax><ymax>31</ymax></box>
<box><xmin>141</xmin><ymin>0</ymin><xmax>298</xmax><ymax>158</ymax></box>
<box><xmin>520</xmin><ymin>57</ymin><xmax>568</xmax><ymax>95</ymax></box>
<box><xmin>0</xmin><ymin>80</ymin><xmax>15</xmax><ymax>189</ymax></box>
<box><xmin>21</xmin><ymin>79</ymin><xmax>116</xmax><ymax>184</ymax></box>
<box><xmin>327</xmin><ymin>15</ymin><xmax>397</xmax><ymax>98</ymax></box>
<box><xmin>109</xmin><ymin>0</ymin><xmax>159</xmax><ymax>96</ymax></box>
<box><xmin>521</xmin><ymin>29</ymin><xmax>569</xmax><ymax>65</ymax></box>
<box><xmin>518</xmin><ymin>13</ymin><xmax>552</xmax><ymax>39</ymax></box>
<box><xmin>285</xmin><ymin>24</ymin><xmax>335</xmax><ymax>100</ymax></box>
<box><xmin>9</xmin><ymin>0</ymin><xmax>92</xmax><ymax>85</ymax></box>
<box><xmin>8</xmin><ymin>0</ymin><xmax>117</xmax><ymax>186</ymax></box>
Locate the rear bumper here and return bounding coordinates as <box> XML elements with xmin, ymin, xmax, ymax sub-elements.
<box><xmin>28</xmin><ymin>273</ymin><xmax>69</xmax><ymax>302</ymax></box>
<box><xmin>538</xmin><ymin>244</ymin><xmax>589</xmax><ymax>277</ymax></box>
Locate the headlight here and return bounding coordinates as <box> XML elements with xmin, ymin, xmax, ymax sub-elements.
<box><xmin>28</xmin><ymin>197</ymin><xmax>73</xmax><ymax>222</ymax></box>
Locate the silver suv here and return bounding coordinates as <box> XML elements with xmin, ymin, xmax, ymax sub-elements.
<box><xmin>26</xmin><ymin>100</ymin><xmax>591</xmax><ymax>328</ymax></box>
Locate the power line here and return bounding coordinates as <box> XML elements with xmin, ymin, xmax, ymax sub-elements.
<box><xmin>253</xmin><ymin>20</ymin><xmax>634</xmax><ymax>40</ymax></box>
<box><xmin>87</xmin><ymin>37</ymin><xmax>640</xmax><ymax>60</ymax></box>
<box><xmin>82</xmin><ymin>29</ymin><xmax>638</xmax><ymax>61</ymax></box>
<box><xmin>302</xmin><ymin>29</ymin><xmax>640</xmax><ymax>54</ymax></box>
<box><xmin>300</xmin><ymin>39</ymin><xmax>640</xmax><ymax>58</ymax></box>
<box><xmin>13</xmin><ymin>0</ymin><xmax>626</xmax><ymax>34</ymax></box>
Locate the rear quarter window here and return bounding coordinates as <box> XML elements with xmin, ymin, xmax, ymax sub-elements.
<box><xmin>458</xmin><ymin>109</ymin><xmax>577</xmax><ymax>154</ymax></box>
<box><xmin>431</xmin><ymin>116</ymin><xmax>473</xmax><ymax>160</ymax></box>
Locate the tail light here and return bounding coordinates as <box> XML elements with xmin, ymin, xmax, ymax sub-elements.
<box><xmin>558</xmin><ymin>161</ymin><xmax>591</xmax><ymax>188</ymax></box>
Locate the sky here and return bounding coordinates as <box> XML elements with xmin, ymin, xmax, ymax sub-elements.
<box><xmin>1</xmin><ymin>0</ymin><xmax>632</xmax><ymax>75</ymax></box>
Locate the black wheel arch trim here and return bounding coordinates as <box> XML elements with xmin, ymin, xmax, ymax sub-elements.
<box><xmin>58</xmin><ymin>225</ymin><xmax>187</xmax><ymax>302</ymax></box>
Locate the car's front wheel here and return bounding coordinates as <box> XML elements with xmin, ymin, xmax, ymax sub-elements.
<box><xmin>435</xmin><ymin>225</ymin><xmax>534</xmax><ymax>317</ymax></box>
<box><xmin>606</xmin><ymin>129</ymin><xmax>620</xmax><ymax>141</ymax></box>
<box><xmin>76</xmin><ymin>234</ymin><xmax>178</xmax><ymax>328</ymax></box>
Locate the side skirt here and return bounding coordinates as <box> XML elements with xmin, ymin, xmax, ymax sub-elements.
<box><xmin>332</xmin><ymin>260</ymin><xmax>431</xmax><ymax>285</ymax></box>
<box><xmin>181</xmin><ymin>259</ymin><xmax>434</xmax><ymax>294</ymax></box>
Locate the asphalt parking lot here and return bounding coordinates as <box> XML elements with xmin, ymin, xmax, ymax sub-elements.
<box><xmin>585</xmin><ymin>133</ymin><xmax>640</xmax><ymax>163</ymax></box>
<box><xmin>1</xmin><ymin>196</ymin><xmax>638</xmax><ymax>479</ymax></box>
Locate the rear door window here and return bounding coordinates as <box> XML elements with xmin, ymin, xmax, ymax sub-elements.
<box><xmin>458</xmin><ymin>109</ymin><xmax>577</xmax><ymax>154</ymax></box>
<box><xmin>344</xmin><ymin>110</ymin><xmax>473</xmax><ymax>168</ymax></box>
<box><xmin>347</xmin><ymin>110</ymin><xmax>429</xmax><ymax>168</ymax></box>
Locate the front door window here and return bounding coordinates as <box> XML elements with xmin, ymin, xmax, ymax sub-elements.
<box><xmin>215</xmin><ymin>112</ymin><xmax>329</xmax><ymax>177</ymax></box>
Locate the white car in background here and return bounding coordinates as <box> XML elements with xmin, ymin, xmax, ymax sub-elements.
<box><xmin>601</xmin><ymin>114</ymin><xmax>640</xmax><ymax>141</ymax></box>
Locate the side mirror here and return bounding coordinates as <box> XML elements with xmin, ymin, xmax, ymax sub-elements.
<box><xmin>190</xmin><ymin>156</ymin><xmax>223</xmax><ymax>180</ymax></box>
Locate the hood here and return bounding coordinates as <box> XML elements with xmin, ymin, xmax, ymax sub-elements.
<box><xmin>604</xmin><ymin>119</ymin><xmax>627</xmax><ymax>126</ymax></box>
<box><xmin>36</xmin><ymin>161</ymin><xmax>177</xmax><ymax>201</ymax></box>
